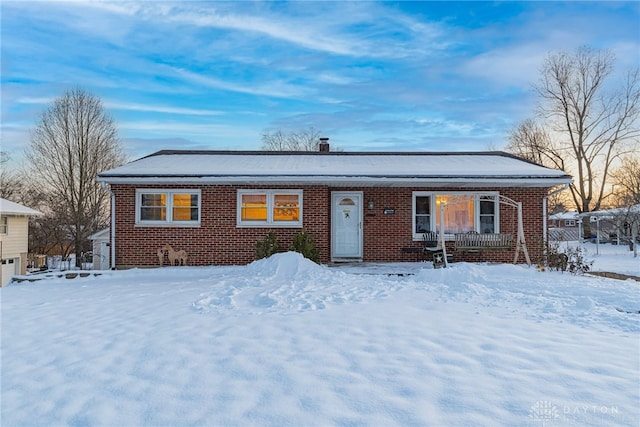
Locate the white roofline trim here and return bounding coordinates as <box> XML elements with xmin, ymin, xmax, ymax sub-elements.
<box><xmin>98</xmin><ymin>175</ymin><xmax>572</xmax><ymax>187</ymax></box>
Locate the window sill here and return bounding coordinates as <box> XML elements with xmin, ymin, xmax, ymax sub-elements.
<box><xmin>237</xmin><ymin>223</ymin><xmax>303</xmax><ymax>228</ymax></box>
<box><xmin>135</xmin><ymin>222</ymin><xmax>201</xmax><ymax>228</ymax></box>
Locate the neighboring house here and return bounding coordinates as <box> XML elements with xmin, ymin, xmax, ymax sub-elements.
<box><xmin>97</xmin><ymin>145</ymin><xmax>572</xmax><ymax>268</ymax></box>
<box><xmin>549</xmin><ymin>210</ymin><xmax>579</xmax><ymax>228</ymax></box>
<box><xmin>0</xmin><ymin>198</ymin><xmax>43</xmax><ymax>286</ymax></box>
<box><xmin>88</xmin><ymin>228</ymin><xmax>110</xmax><ymax>270</ymax></box>
<box><xmin>579</xmin><ymin>204</ymin><xmax>640</xmax><ymax>243</ymax></box>
<box><xmin>548</xmin><ymin>210</ymin><xmax>580</xmax><ymax>241</ymax></box>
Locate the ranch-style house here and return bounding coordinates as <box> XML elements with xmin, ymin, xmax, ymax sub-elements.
<box><xmin>97</xmin><ymin>142</ymin><xmax>571</xmax><ymax>269</ymax></box>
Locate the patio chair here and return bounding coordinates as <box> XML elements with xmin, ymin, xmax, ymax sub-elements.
<box><xmin>423</xmin><ymin>232</ymin><xmax>446</xmax><ymax>268</ymax></box>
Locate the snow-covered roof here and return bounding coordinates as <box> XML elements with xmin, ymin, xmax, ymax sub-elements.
<box><xmin>98</xmin><ymin>150</ymin><xmax>572</xmax><ymax>188</ymax></box>
<box><xmin>549</xmin><ymin>210</ymin><xmax>579</xmax><ymax>220</ymax></box>
<box><xmin>0</xmin><ymin>198</ymin><xmax>42</xmax><ymax>216</ymax></box>
<box><xmin>88</xmin><ymin>228</ymin><xmax>110</xmax><ymax>240</ymax></box>
<box><xmin>578</xmin><ymin>204</ymin><xmax>640</xmax><ymax>218</ymax></box>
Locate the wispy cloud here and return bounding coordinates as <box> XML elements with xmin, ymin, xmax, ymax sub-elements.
<box><xmin>16</xmin><ymin>97</ymin><xmax>225</xmax><ymax>117</ymax></box>
<box><xmin>117</xmin><ymin>120</ymin><xmax>262</xmax><ymax>149</ymax></box>
<box><xmin>461</xmin><ymin>44</ymin><xmax>548</xmax><ymax>88</ymax></box>
<box><xmin>169</xmin><ymin>67</ymin><xmax>310</xmax><ymax>99</ymax></box>
<box><xmin>167</xmin><ymin>9</ymin><xmax>362</xmax><ymax>57</ymax></box>
<box><xmin>117</xmin><ymin>120</ymin><xmax>234</xmax><ymax>133</ymax></box>
<box><xmin>2</xmin><ymin>0</ymin><xmax>637</xmax><ymax>162</ymax></box>
<box><xmin>104</xmin><ymin>101</ymin><xmax>224</xmax><ymax>116</ymax></box>
<box><xmin>17</xmin><ymin>97</ymin><xmax>56</xmax><ymax>105</ymax></box>
<box><xmin>83</xmin><ymin>1</ymin><xmax>446</xmax><ymax>59</ymax></box>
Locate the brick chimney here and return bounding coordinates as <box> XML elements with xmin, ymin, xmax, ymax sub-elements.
<box><xmin>319</xmin><ymin>137</ymin><xmax>330</xmax><ymax>152</ymax></box>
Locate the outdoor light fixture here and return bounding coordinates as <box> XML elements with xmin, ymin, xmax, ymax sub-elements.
<box><xmin>368</xmin><ymin>199</ymin><xmax>375</xmax><ymax>210</ymax></box>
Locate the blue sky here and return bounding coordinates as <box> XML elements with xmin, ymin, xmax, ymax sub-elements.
<box><xmin>2</xmin><ymin>1</ymin><xmax>639</xmax><ymax>164</ymax></box>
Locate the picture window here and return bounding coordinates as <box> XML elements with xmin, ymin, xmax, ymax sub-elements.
<box><xmin>238</xmin><ymin>190</ymin><xmax>303</xmax><ymax>227</ymax></box>
<box><xmin>136</xmin><ymin>189</ymin><xmax>200</xmax><ymax>226</ymax></box>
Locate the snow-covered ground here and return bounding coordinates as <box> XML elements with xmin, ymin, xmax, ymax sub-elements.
<box><xmin>1</xmin><ymin>242</ymin><xmax>638</xmax><ymax>426</ymax></box>
<box><xmin>561</xmin><ymin>240</ymin><xmax>638</xmax><ymax>276</ymax></box>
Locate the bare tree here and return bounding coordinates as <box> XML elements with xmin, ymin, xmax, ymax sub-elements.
<box><xmin>506</xmin><ymin>119</ymin><xmax>570</xmax><ymax>213</ymax></box>
<box><xmin>0</xmin><ymin>152</ymin><xmax>24</xmax><ymax>200</ymax></box>
<box><xmin>25</xmin><ymin>88</ymin><xmax>126</xmax><ymax>267</ymax></box>
<box><xmin>537</xmin><ymin>47</ymin><xmax>639</xmax><ymax>212</ymax></box>
<box><xmin>508</xmin><ymin>46</ymin><xmax>639</xmax><ymax>234</ymax></box>
<box><xmin>610</xmin><ymin>205</ymin><xmax>640</xmax><ymax>258</ymax></box>
<box><xmin>261</xmin><ymin>127</ymin><xmax>323</xmax><ymax>151</ymax></box>
<box><xmin>610</xmin><ymin>154</ymin><xmax>640</xmax><ymax>206</ymax></box>
<box><xmin>507</xmin><ymin>119</ymin><xmax>559</xmax><ymax>168</ymax></box>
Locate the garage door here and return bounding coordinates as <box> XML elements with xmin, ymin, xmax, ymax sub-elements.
<box><xmin>1</xmin><ymin>258</ymin><xmax>18</xmax><ymax>287</ymax></box>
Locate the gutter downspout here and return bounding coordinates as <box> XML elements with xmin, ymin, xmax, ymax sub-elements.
<box><xmin>543</xmin><ymin>184</ymin><xmax>570</xmax><ymax>248</ymax></box>
<box><xmin>101</xmin><ymin>182</ymin><xmax>116</xmax><ymax>270</ymax></box>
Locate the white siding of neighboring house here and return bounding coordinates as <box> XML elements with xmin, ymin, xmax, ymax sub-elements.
<box><xmin>1</xmin><ymin>215</ymin><xmax>29</xmax><ymax>286</ymax></box>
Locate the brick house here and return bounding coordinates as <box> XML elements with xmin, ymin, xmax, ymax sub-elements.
<box><xmin>548</xmin><ymin>210</ymin><xmax>580</xmax><ymax>241</ymax></box>
<box><xmin>549</xmin><ymin>211</ymin><xmax>579</xmax><ymax>228</ymax></box>
<box><xmin>97</xmin><ymin>145</ymin><xmax>571</xmax><ymax>268</ymax></box>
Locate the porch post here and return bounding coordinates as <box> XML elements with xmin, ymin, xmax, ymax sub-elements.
<box><xmin>514</xmin><ymin>202</ymin><xmax>531</xmax><ymax>266</ymax></box>
<box><xmin>440</xmin><ymin>201</ymin><xmax>448</xmax><ymax>268</ymax></box>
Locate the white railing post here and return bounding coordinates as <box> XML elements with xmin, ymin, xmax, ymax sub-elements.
<box><xmin>440</xmin><ymin>201</ymin><xmax>448</xmax><ymax>268</ymax></box>
<box><xmin>514</xmin><ymin>202</ymin><xmax>531</xmax><ymax>266</ymax></box>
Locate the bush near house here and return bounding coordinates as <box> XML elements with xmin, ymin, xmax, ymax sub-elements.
<box><xmin>255</xmin><ymin>231</ymin><xmax>280</xmax><ymax>260</ymax></box>
<box><xmin>256</xmin><ymin>230</ymin><xmax>320</xmax><ymax>263</ymax></box>
<box><xmin>544</xmin><ymin>241</ymin><xmax>593</xmax><ymax>274</ymax></box>
<box><xmin>290</xmin><ymin>230</ymin><xmax>320</xmax><ymax>263</ymax></box>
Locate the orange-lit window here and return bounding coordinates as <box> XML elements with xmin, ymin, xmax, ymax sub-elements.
<box><xmin>241</xmin><ymin>194</ymin><xmax>267</xmax><ymax>221</ymax></box>
<box><xmin>237</xmin><ymin>190</ymin><xmax>303</xmax><ymax>227</ymax></box>
<box><xmin>136</xmin><ymin>189</ymin><xmax>200</xmax><ymax>226</ymax></box>
<box><xmin>412</xmin><ymin>192</ymin><xmax>499</xmax><ymax>239</ymax></box>
<box><xmin>435</xmin><ymin>195</ymin><xmax>474</xmax><ymax>234</ymax></box>
<box><xmin>273</xmin><ymin>194</ymin><xmax>300</xmax><ymax>222</ymax></box>
<box><xmin>172</xmin><ymin>193</ymin><xmax>199</xmax><ymax>221</ymax></box>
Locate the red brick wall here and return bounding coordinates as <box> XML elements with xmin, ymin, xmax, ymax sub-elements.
<box><xmin>111</xmin><ymin>184</ymin><xmax>329</xmax><ymax>268</ymax></box>
<box><xmin>358</xmin><ymin>187</ymin><xmax>547</xmax><ymax>264</ymax></box>
<box><xmin>110</xmin><ymin>184</ymin><xmax>548</xmax><ymax>267</ymax></box>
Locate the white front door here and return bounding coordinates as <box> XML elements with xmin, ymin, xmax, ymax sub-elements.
<box><xmin>331</xmin><ymin>192</ymin><xmax>363</xmax><ymax>260</ymax></box>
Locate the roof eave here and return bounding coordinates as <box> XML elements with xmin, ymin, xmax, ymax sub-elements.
<box><xmin>98</xmin><ymin>175</ymin><xmax>572</xmax><ymax>188</ymax></box>
<box><xmin>0</xmin><ymin>212</ymin><xmax>43</xmax><ymax>217</ymax></box>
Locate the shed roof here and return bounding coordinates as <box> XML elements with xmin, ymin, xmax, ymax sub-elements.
<box><xmin>98</xmin><ymin>150</ymin><xmax>572</xmax><ymax>188</ymax></box>
<box><xmin>578</xmin><ymin>204</ymin><xmax>640</xmax><ymax>218</ymax></box>
<box><xmin>88</xmin><ymin>228</ymin><xmax>110</xmax><ymax>240</ymax></box>
<box><xmin>0</xmin><ymin>198</ymin><xmax>43</xmax><ymax>216</ymax></box>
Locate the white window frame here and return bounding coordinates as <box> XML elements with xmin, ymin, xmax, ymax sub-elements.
<box><xmin>135</xmin><ymin>189</ymin><xmax>201</xmax><ymax>227</ymax></box>
<box><xmin>237</xmin><ymin>189</ymin><xmax>303</xmax><ymax>228</ymax></box>
<box><xmin>565</xmin><ymin>219</ymin><xmax>576</xmax><ymax>227</ymax></box>
<box><xmin>412</xmin><ymin>194</ymin><xmax>433</xmax><ymax>235</ymax></box>
<box><xmin>0</xmin><ymin>216</ymin><xmax>7</xmax><ymax>234</ymax></box>
<box><xmin>412</xmin><ymin>191</ymin><xmax>500</xmax><ymax>240</ymax></box>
